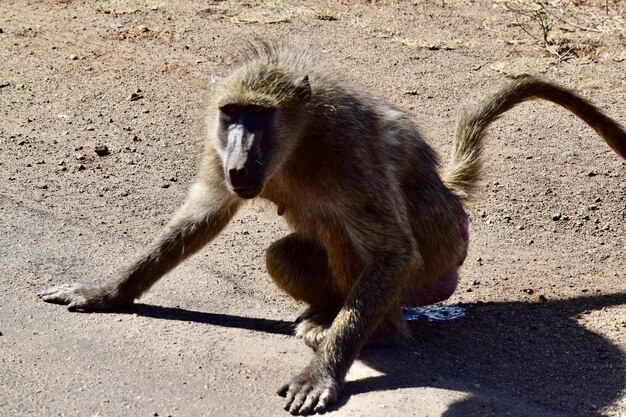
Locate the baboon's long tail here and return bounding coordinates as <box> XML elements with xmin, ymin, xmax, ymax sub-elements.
<box><xmin>442</xmin><ymin>75</ymin><xmax>626</xmax><ymax>203</ymax></box>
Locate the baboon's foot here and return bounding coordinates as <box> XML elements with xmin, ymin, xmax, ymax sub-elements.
<box><xmin>295</xmin><ymin>308</ymin><xmax>337</xmax><ymax>350</ymax></box>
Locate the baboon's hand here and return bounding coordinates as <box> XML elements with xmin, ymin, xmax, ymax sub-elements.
<box><xmin>277</xmin><ymin>362</ymin><xmax>341</xmax><ymax>415</ymax></box>
<box><xmin>37</xmin><ymin>283</ymin><xmax>127</xmax><ymax>311</ymax></box>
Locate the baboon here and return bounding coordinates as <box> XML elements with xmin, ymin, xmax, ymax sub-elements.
<box><xmin>38</xmin><ymin>43</ymin><xmax>626</xmax><ymax>415</ymax></box>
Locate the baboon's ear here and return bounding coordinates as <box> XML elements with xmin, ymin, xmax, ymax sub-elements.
<box><xmin>294</xmin><ymin>75</ymin><xmax>312</xmax><ymax>102</ymax></box>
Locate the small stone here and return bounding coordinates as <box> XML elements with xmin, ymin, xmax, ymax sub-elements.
<box><xmin>94</xmin><ymin>144</ymin><xmax>110</xmax><ymax>156</ymax></box>
<box><xmin>0</xmin><ymin>82</ymin><xmax>10</xmax><ymax>88</ymax></box>
<box><xmin>75</xmin><ymin>153</ymin><xmax>86</xmax><ymax>160</ymax></box>
<box><xmin>129</xmin><ymin>89</ymin><xmax>143</xmax><ymax>101</ymax></box>
<box><xmin>69</xmin><ymin>54</ymin><xmax>79</xmax><ymax>60</ymax></box>
<box><xmin>587</xmin><ymin>171</ymin><xmax>597</xmax><ymax>177</ymax></box>
<box><xmin>162</xmin><ymin>183</ymin><xmax>170</xmax><ymax>189</ymax></box>
<box><xmin>77</xmin><ymin>164</ymin><xmax>86</xmax><ymax>171</ymax></box>
<box><xmin>551</xmin><ymin>212</ymin><xmax>562</xmax><ymax>221</ymax></box>
<box><xmin>538</xmin><ymin>294</ymin><xmax>547</xmax><ymax>302</ymax></box>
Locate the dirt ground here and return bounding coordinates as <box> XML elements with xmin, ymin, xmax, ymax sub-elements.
<box><xmin>1</xmin><ymin>0</ymin><xmax>625</xmax><ymax>416</ymax></box>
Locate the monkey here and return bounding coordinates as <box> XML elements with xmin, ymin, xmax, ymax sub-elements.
<box><xmin>38</xmin><ymin>42</ymin><xmax>626</xmax><ymax>415</ymax></box>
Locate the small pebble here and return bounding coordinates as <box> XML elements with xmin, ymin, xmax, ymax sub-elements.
<box><xmin>94</xmin><ymin>144</ymin><xmax>110</xmax><ymax>156</ymax></box>
<box><xmin>129</xmin><ymin>89</ymin><xmax>143</xmax><ymax>101</ymax></box>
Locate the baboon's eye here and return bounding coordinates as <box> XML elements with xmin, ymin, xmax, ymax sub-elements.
<box><xmin>250</xmin><ymin>106</ymin><xmax>264</xmax><ymax>113</ymax></box>
<box><xmin>221</xmin><ymin>104</ymin><xmax>238</xmax><ymax>115</ymax></box>
<box><xmin>220</xmin><ymin>104</ymin><xmax>239</xmax><ymax>124</ymax></box>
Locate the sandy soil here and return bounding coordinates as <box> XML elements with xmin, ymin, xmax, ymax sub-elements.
<box><xmin>1</xmin><ymin>0</ymin><xmax>625</xmax><ymax>416</ymax></box>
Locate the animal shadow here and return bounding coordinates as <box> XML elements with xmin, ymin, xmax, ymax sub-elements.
<box><xmin>349</xmin><ymin>293</ymin><xmax>626</xmax><ymax>417</ymax></box>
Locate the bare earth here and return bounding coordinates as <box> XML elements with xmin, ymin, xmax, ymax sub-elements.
<box><xmin>1</xmin><ymin>1</ymin><xmax>625</xmax><ymax>416</ymax></box>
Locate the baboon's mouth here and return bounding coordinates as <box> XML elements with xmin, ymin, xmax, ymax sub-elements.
<box><xmin>233</xmin><ymin>185</ymin><xmax>262</xmax><ymax>199</ymax></box>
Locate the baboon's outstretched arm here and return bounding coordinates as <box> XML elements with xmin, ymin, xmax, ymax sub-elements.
<box><xmin>38</xmin><ymin>180</ymin><xmax>240</xmax><ymax>311</ymax></box>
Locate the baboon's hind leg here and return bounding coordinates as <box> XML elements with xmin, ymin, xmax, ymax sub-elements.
<box><xmin>266</xmin><ymin>234</ymin><xmax>342</xmax><ymax>349</ymax></box>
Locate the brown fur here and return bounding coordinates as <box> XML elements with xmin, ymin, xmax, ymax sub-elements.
<box><xmin>39</xmin><ymin>43</ymin><xmax>626</xmax><ymax>415</ymax></box>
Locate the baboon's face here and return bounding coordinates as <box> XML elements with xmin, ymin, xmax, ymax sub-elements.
<box><xmin>217</xmin><ymin>104</ymin><xmax>277</xmax><ymax>199</ymax></box>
